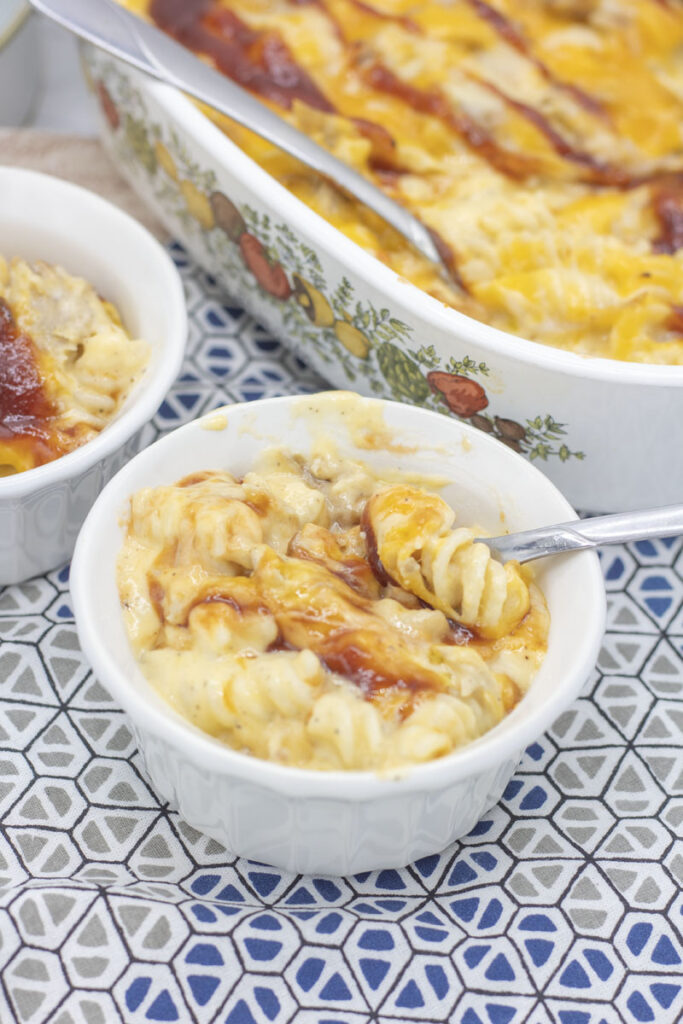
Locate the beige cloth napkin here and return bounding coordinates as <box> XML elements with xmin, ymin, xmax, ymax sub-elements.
<box><xmin>0</xmin><ymin>129</ymin><xmax>168</xmax><ymax>242</ymax></box>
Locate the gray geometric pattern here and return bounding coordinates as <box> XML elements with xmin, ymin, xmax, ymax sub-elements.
<box><xmin>0</xmin><ymin>245</ymin><xmax>681</xmax><ymax>1023</ymax></box>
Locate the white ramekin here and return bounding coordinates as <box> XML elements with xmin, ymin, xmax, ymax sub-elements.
<box><xmin>71</xmin><ymin>392</ymin><xmax>606</xmax><ymax>875</ymax></box>
<box><xmin>0</xmin><ymin>168</ymin><xmax>187</xmax><ymax>584</ymax></box>
<box><xmin>83</xmin><ymin>46</ymin><xmax>683</xmax><ymax>514</ymax></box>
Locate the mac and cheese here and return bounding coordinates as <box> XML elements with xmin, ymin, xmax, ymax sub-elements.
<box><xmin>118</xmin><ymin>448</ymin><xmax>549</xmax><ymax>771</ymax></box>
<box><xmin>0</xmin><ymin>257</ymin><xmax>149</xmax><ymax>474</ymax></box>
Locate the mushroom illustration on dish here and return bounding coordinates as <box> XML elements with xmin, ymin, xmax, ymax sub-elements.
<box><xmin>96</xmin><ymin>81</ymin><xmax>119</xmax><ymax>131</ymax></box>
<box><xmin>239</xmin><ymin>233</ymin><xmax>292</xmax><ymax>300</ymax></box>
<box><xmin>428</xmin><ymin>370</ymin><xmax>529</xmax><ymax>451</ymax></box>
<box><xmin>211</xmin><ymin>190</ymin><xmax>246</xmax><ymax>241</ymax></box>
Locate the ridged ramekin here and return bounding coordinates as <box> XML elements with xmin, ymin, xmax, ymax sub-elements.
<box><xmin>71</xmin><ymin>392</ymin><xmax>605</xmax><ymax>875</ymax></box>
<box><xmin>0</xmin><ymin>168</ymin><xmax>187</xmax><ymax>584</ymax></box>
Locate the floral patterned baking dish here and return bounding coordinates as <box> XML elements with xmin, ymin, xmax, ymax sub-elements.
<box><xmin>82</xmin><ymin>46</ymin><xmax>683</xmax><ymax>513</ymax></box>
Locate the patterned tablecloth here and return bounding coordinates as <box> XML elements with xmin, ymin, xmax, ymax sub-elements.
<box><xmin>0</xmin><ymin>242</ymin><xmax>681</xmax><ymax>1024</ymax></box>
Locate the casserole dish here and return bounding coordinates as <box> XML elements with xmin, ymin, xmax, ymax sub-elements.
<box><xmin>82</xmin><ymin>28</ymin><xmax>683</xmax><ymax>512</ymax></box>
<box><xmin>0</xmin><ymin>168</ymin><xmax>186</xmax><ymax>584</ymax></box>
<box><xmin>70</xmin><ymin>391</ymin><xmax>606</xmax><ymax>875</ymax></box>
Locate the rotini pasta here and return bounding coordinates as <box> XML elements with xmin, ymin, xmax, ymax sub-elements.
<box><xmin>117</xmin><ymin>447</ymin><xmax>549</xmax><ymax>771</ymax></box>
<box><xmin>0</xmin><ymin>256</ymin><xmax>149</xmax><ymax>474</ymax></box>
<box><xmin>363</xmin><ymin>485</ymin><xmax>530</xmax><ymax>638</ymax></box>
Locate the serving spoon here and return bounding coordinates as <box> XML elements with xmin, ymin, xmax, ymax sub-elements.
<box><xmin>483</xmin><ymin>504</ymin><xmax>683</xmax><ymax>564</ymax></box>
<box><xmin>30</xmin><ymin>0</ymin><xmax>453</xmax><ymax>280</ymax></box>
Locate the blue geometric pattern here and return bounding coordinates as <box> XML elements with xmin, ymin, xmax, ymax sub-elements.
<box><xmin>0</xmin><ymin>243</ymin><xmax>681</xmax><ymax>1024</ymax></box>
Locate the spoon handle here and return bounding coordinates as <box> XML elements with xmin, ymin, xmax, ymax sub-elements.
<box><xmin>486</xmin><ymin>504</ymin><xmax>683</xmax><ymax>564</ymax></box>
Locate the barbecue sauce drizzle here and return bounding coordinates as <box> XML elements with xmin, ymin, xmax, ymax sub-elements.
<box><xmin>148</xmin><ymin>0</ymin><xmax>655</xmax><ymax>190</ymax></box>
<box><xmin>146</xmin><ymin>492</ymin><xmax>476</xmax><ymax>707</ymax></box>
<box><xmin>464</xmin><ymin>0</ymin><xmax>607</xmax><ymax>119</ymax></box>
<box><xmin>652</xmin><ymin>178</ymin><xmax>683</xmax><ymax>255</ymax></box>
<box><xmin>0</xmin><ymin>298</ymin><xmax>58</xmax><ymax>466</ymax></box>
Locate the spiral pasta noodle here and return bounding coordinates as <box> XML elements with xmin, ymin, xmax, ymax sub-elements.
<box><xmin>118</xmin><ymin>444</ymin><xmax>548</xmax><ymax>771</ymax></box>
<box><xmin>363</xmin><ymin>485</ymin><xmax>530</xmax><ymax>638</ymax></box>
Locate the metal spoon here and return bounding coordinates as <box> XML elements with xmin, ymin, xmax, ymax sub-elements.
<box><xmin>29</xmin><ymin>0</ymin><xmax>452</xmax><ymax>279</ymax></box>
<box><xmin>483</xmin><ymin>504</ymin><xmax>683</xmax><ymax>564</ymax></box>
